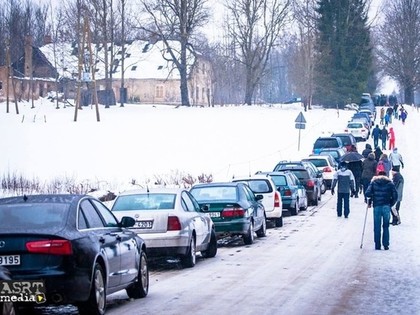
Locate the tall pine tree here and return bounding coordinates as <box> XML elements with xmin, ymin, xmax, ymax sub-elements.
<box><xmin>314</xmin><ymin>0</ymin><xmax>372</xmax><ymax>107</ymax></box>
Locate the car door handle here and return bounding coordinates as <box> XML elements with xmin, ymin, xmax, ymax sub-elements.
<box><xmin>99</xmin><ymin>237</ymin><xmax>105</xmax><ymax>244</ymax></box>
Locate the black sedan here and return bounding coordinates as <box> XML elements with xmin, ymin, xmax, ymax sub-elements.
<box><xmin>0</xmin><ymin>194</ymin><xmax>149</xmax><ymax>315</ymax></box>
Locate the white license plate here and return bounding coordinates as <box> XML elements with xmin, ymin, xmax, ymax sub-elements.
<box><xmin>209</xmin><ymin>212</ymin><xmax>220</xmax><ymax>218</ymax></box>
<box><xmin>136</xmin><ymin>220</ymin><xmax>153</xmax><ymax>229</ymax></box>
<box><xmin>0</xmin><ymin>255</ymin><xmax>20</xmax><ymax>266</ymax></box>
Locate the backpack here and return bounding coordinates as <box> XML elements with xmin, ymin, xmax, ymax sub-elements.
<box><xmin>376</xmin><ymin>161</ymin><xmax>385</xmax><ymax>175</ymax></box>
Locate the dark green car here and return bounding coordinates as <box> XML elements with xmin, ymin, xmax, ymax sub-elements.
<box><xmin>190</xmin><ymin>182</ymin><xmax>266</xmax><ymax>245</ymax></box>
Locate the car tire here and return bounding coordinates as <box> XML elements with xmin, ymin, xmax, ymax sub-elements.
<box><xmin>181</xmin><ymin>236</ymin><xmax>196</xmax><ymax>268</ymax></box>
<box><xmin>299</xmin><ymin>197</ymin><xmax>308</xmax><ymax>211</ymax></box>
<box><xmin>78</xmin><ymin>263</ymin><xmax>106</xmax><ymax>315</ymax></box>
<box><xmin>243</xmin><ymin>221</ymin><xmax>254</xmax><ymax>245</ymax></box>
<box><xmin>256</xmin><ymin>217</ymin><xmax>267</xmax><ymax>237</ymax></box>
<box><xmin>275</xmin><ymin>216</ymin><xmax>283</xmax><ymax>227</ymax></box>
<box><xmin>126</xmin><ymin>251</ymin><xmax>149</xmax><ymax>299</ymax></box>
<box><xmin>290</xmin><ymin>201</ymin><xmax>299</xmax><ymax>215</ymax></box>
<box><xmin>321</xmin><ymin>181</ymin><xmax>327</xmax><ymax>194</ymax></box>
<box><xmin>202</xmin><ymin>229</ymin><xmax>218</xmax><ymax>258</ymax></box>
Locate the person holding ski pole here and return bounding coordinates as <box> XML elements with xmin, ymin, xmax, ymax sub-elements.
<box><xmin>365</xmin><ymin>170</ymin><xmax>398</xmax><ymax>250</ymax></box>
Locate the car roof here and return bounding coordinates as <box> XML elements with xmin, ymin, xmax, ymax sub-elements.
<box><xmin>232</xmin><ymin>174</ymin><xmax>272</xmax><ymax>181</ymax></box>
<box><xmin>191</xmin><ymin>182</ymin><xmax>242</xmax><ymax>188</ymax></box>
<box><xmin>0</xmin><ymin>194</ymin><xmax>84</xmax><ymax>204</ymax></box>
<box><xmin>118</xmin><ymin>187</ymin><xmax>185</xmax><ymax>196</ymax></box>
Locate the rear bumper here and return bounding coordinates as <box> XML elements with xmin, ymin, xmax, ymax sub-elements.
<box><xmin>264</xmin><ymin>207</ymin><xmax>282</xmax><ymax>219</ymax></box>
<box><xmin>138</xmin><ymin>232</ymin><xmax>190</xmax><ymax>256</ymax></box>
<box><xmin>214</xmin><ymin>220</ymin><xmax>250</xmax><ymax>236</ymax></box>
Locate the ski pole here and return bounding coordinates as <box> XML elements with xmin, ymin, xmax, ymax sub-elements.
<box><xmin>360</xmin><ymin>204</ymin><xmax>369</xmax><ymax>249</ymax></box>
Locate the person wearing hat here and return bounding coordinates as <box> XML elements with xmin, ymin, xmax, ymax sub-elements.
<box><xmin>361</xmin><ymin>152</ymin><xmax>378</xmax><ymax>202</ymax></box>
<box><xmin>389</xmin><ymin>147</ymin><xmax>404</xmax><ymax>172</ymax></box>
<box><xmin>365</xmin><ymin>171</ymin><xmax>398</xmax><ymax>250</ymax></box>
<box><xmin>391</xmin><ymin>168</ymin><xmax>404</xmax><ymax>225</ymax></box>
<box><xmin>331</xmin><ymin>162</ymin><xmax>356</xmax><ymax>218</ymax></box>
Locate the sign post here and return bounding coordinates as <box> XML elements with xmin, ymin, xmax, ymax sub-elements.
<box><xmin>295</xmin><ymin>112</ymin><xmax>307</xmax><ymax>151</ymax></box>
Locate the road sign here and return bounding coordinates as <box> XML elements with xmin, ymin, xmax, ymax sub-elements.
<box><xmin>295</xmin><ymin>123</ymin><xmax>305</xmax><ymax>129</ymax></box>
<box><xmin>295</xmin><ymin>112</ymin><xmax>307</xmax><ymax>123</ymax></box>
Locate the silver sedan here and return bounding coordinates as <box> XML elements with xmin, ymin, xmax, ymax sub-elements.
<box><xmin>111</xmin><ymin>187</ymin><xmax>217</xmax><ymax>268</ymax></box>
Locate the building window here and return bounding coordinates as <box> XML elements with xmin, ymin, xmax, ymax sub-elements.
<box><xmin>0</xmin><ymin>81</ymin><xmax>2</xmax><ymax>90</ymax></box>
<box><xmin>131</xmin><ymin>66</ymin><xmax>137</xmax><ymax>71</ymax></box>
<box><xmin>202</xmin><ymin>63</ymin><xmax>205</xmax><ymax>74</ymax></box>
<box><xmin>156</xmin><ymin>85</ymin><xmax>164</xmax><ymax>98</ymax></box>
<box><xmin>202</xmin><ymin>88</ymin><xmax>205</xmax><ymax>101</ymax></box>
<box><xmin>196</xmin><ymin>86</ymin><xmax>199</xmax><ymax>102</ymax></box>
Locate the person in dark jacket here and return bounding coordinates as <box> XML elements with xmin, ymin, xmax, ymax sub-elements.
<box><xmin>346</xmin><ymin>160</ymin><xmax>363</xmax><ymax>197</ymax></box>
<box><xmin>371</xmin><ymin>125</ymin><xmax>381</xmax><ymax>149</ymax></box>
<box><xmin>361</xmin><ymin>143</ymin><xmax>373</xmax><ymax>159</ymax></box>
<box><xmin>331</xmin><ymin>162</ymin><xmax>356</xmax><ymax>218</ymax></box>
<box><xmin>391</xmin><ymin>169</ymin><xmax>404</xmax><ymax>225</ymax></box>
<box><xmin>374</xmin><ymin>146</ymin><xmax>383</xmax><ymax>162</ymax></box>
<box><xmin>380</xmin><ymin>126</ymin><xmax>388</xmax><ymax>150</ymax></box>
<box><xmin>361</xmin><ymin>152</ymin><xmax>377</xmax><ymax>202</ymax></box>
<box><xmin>365</xmin><ymin>171</ymin><xmax>398</xmax><ymax>250</ymax></box>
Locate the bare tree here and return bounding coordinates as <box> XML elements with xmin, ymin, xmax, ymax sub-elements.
<box><xmin>139</xmin><ymin>0</ymin><xmax>210</xmax><ymax>106</ymax></box>
<box><xmin>225</xmin><ymin>0</ymin><xmax>290</xmax><ymax>105</ymax></box>
<box><xmin>377</xmin><ymin>0</ymin><xmax>420</xmax><ymax>104</ymax></box>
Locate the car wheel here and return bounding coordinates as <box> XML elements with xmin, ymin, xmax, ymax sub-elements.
<box><xmin>202</xmin><ymin>229</ymin><xmax>218</xmax><ymax>258</ymax></box>
<box><xmin>181</xmin><ymin>236</ymin><xmax>196</xmax><ymax>268</ymax></box>
<box><xmin>256</xmin><ymin>216</ymin><xmax>267</xmax><ymax>237</ymax></box>
<box><xmin>290</xmin><ymin>201</ymin><xmax>299</xmax><ymax>215</ymax></box>
<box><xmin>78</xmin><ymin>263</ymin><xmax>106</xmax><ymax>315</ymax></box>
<box><xmin>243</xmin><ymin>221</ymin><xmax>254</xmax><ymax>245</ymax></box>
<box><xmin>126</xmin><ymin>251</ymin><xmax>149</xmax><ymax>299</ymax></box>
<box><xmin>275</xmin><ymin>216</ymin><xmax>283</xmax><ymax>227</ymax></box>
<box><xmin>321</xmin><ymin>181</ymin><xmax>327</xmax><ymax>194</ymax></box>
<box><xmin>313</xmin><ymin>193</ymin><xmax>319</xmax><ymax>206</ymax></box>
<box><xmin>299</xmin><ymin>197</ymin><xmax>308</xmax><ymax>211</ymax></box>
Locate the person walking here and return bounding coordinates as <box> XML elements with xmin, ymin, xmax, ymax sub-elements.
<box><xmin>380</xmin><ymin>125</ymin><xmax>388</xmax><ymax>150</ymax></box>
<box><xmin>346</xmin><ymin>160</ymin><xmax>363</xmax><ymax>198</ymax></box>
<box><xmin>388</xmin><ymin>127</ymin><xmax>395</xmax><ymax>150</ymax></box>
<box><xmin>389</xmin><ymin>147</ymin><xmax>404</xmax><ymax>172</ymax></box>
<box><xmin>371</xmin><ymin>125</ymin><xmax>381</xmax><ymax>149</ymax></box>
<box><xmin>361</xmin><ymin>152</ymin><xmax>377</xmax><ymax>202</ymax></box>
<box><xmin>379</xmin><ymin>107</ymin><xmax>385</xmax><ymax>125</ymax></box>
<box><xmin>374</xmin><ymin>146</ymin><xmax>383</xmax><ymax>162</ymax></box>
<box><xmin>377</xmin><ymin>153</ymin><xmax>392</xmax><ymax>177</ymax></box>
<box><xmin>400</xmin><ymin>109</ymin><xmax>407</xmax><ymax>124</ymax></box>
<box><xmin>331</xmin><ymin>162</ymin><xmax>356</xmax><ymax>218</ymax></box>
<box><xmin>361</xmin><ymin>143</ymin><xmax>373</xmax><ymax>159</ymax></box>
<box><xmin>391</xmin><ymin>169</ymin><xmax>404</xmax><ymax>225</ymax></box>
<box><xmin>365</xmin><ymin>171</ymin><xmax>398</xmax><ymax>250</ymax></box>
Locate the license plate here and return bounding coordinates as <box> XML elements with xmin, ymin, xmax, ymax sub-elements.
<box><xmin>136</xmin><ymin>220</ymin><xmax>153</xmax><ymax>229</ymax></box>
<box><xmin>209</xmin><ymin>212</ymin><xmax>220</xmax><ymax>218</ymax></box>
<box><xmin>0</xmin><ymin>255</ymin><xmax>20</xmax><ymax>266</ymax></box>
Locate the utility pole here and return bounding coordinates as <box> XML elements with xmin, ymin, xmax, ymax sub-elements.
<box><xmin>74</xmin><ymin>13</ymin><xmax>100</xmax><ymax>122</ymax></box>
<box><xmin>120</xmin><ymin>0</ymin><xmax>126</xmax><ymax>107</ymax></box>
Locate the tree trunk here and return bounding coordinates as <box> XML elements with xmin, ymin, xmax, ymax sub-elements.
<box><xmin>404</xmin><ymin>86</ymin><xmax>414</xmax><ymax>104</ymax></box>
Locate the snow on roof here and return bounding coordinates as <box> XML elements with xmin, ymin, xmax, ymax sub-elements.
<box><xmin>39</xmin><ymin>40</ymin><xmax>196</xmax><ymax>81</ymax></box>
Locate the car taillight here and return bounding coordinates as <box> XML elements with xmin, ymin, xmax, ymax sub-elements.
<box><xmin>306</xmin><ymin>180</ymin><xmax>315</xmax><ymax>188</ymax></box>
<box><xmin>323</xmin><ymin>166</ymin><xmax>332</xmax><ymax>172</ymax></box>
<box><xmin>167</xmin><ymin>216</ymin><xmax>182</xmax><ymax>231</ymax></box>
<box><xmin>222</xmin><ymin>208</ymin><xmax>245</xmax><ymax>218</ymax></box>
<box><xmin>26</xmin><ymin>240</ymin><xmax>72</xmax><ymax>255</ymax></box>
<box><xmin>274</xmin><ymin>191</ymin><xmax>281</xmax><ymax>207</ymax></box>
<box><xmin>284</xmin><ymin>189</ymin><xmax>292</xmax><ymax>196</ymax></box>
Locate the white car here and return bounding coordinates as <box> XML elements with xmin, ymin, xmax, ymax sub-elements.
<box><xmin>232</xmin><ymin>174</ymin><xmax>283</xmax><ymax>227</ymax></box>
<box><xmin>345</xmin><ymin>121</ymin><xmax>369</xmax><ymax>141</ymax></box>
<box><xmin>111</xmin><ymin>187</ymin><xmax>217</xmax><ymax>268</ymax></box>
<box><xmin>302</xmin><ymin>155</ymin><xmax>338</xmax><ymax>190</ymax></box>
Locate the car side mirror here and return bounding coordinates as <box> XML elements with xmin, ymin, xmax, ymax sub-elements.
<box><xmin>201</xmin><ymin>204</ymin><xmax>209</xmax><ymax>212</ymax></box>
<box><xmin>120</xmin><ymin>216</ymin><xmax>135</xmax><ymax>228</ymax></box>
<box><xmin>255</xmin><ymin>194</ymin><xmax>264</xmax><ymax>201</ymax></box>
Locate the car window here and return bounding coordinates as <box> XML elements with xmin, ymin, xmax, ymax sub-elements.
<box><xmin>80</xmin><ymin>199</ymin><xmax>106</xmax><ymax>229</ymax></box>
<box><xmin>0</xmin><ymin>203</ymin><xmax>68</xmax><ymax>230</ymax></box>
<box><xmin>78</xmin><ymin>208</ymin><xmax>88</xmax><ymax>229</ymax></box>
<box><xmin>190</xmin><ymin>186</ymin><xmax>237</xmax><ymax>202</ymax></box>
<box><xmin>304</xmin><ymin>159</ymin><xmax>327</xmax><ymax>167</ymax></box>
<box><xmin>235</xmin><ymin>179</ymin><xmax>271</xmax><ymax>193</ymax></box>
<box><xmin>242</xmin><ymin>185</ymin><xmax>256</xmax><ymax>202</ymax></box>
<box><xmin>112</xmin><ymin>193</ymin><xmax>176</xmax><ymax>210</ymax></box>
<box><xmin>181</xmin><ymin>191</ymin><xmax>197</xmax><ymax>212</ymax></box>
<box><xmin>314</xmin><ymin>138</ymin><xmax>339</xmax><ymax>148</ymax></box>
<box><xmin>291</xmin><ymin>170</ymin><xmax>309</xmax><ymax>180</ymax></box>
<box><xmin>91</xmin><ymin>199</ymin><xmax>119</xmax><ymax>227</ymax></box>
<box><xmin>270</xmin><ymin>175</ymin><xmax>287</xmax><ymax>187</ymax></box>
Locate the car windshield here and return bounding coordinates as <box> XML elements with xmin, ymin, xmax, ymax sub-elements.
<box><xmin>269</xmin><ymin>175</ymin><xmax>287</xmax><ymax>187</ymax></box>
<box><xmin>314</xmin><ymin>139</ymin><xmax>338</xmax><ymax>147</ymax></box>
<box><xmin>0</xmin><ymin>203</ymin><xmax>68</xmax><ymax>230</ymax></box>
<box><xmin>112</xmin><ymin>193</ymin><xmax>176</xmax><ymax>210</ymax></box>
<box><xmin>234</xmin><ymin>180</ymin><xmax>270</xmax><ymax>193</ymax></box>
<box><xmin>190</xmin><ymin>186</ymin><xmax>237</xmax><ymax>202</ymax></box>
<box><xmin>289</xmin><ymin>170</ymin><xmax>309</xmax><ymax>180</ymax></box>
<box><xmin>304</xmin><ymin>159</ymin><xmax>328</xmax><ymax>167</ymax></box>
<box><xmin>347</xmin><ymin>123</ymin><xmax>363</xmax><ymax>128</ymax></box>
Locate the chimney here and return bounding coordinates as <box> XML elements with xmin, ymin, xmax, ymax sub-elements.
<box><xmin>43</xmin><ymin>35</ymin><xmax>52</xmax><ymax>45</ymax></box>
<box><xmin>24</xmin><ymin>35</ymin><xmax>33</xmax><ymax>78</ymax></box>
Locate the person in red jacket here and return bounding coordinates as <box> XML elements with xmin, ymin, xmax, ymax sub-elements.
<box><xmin>388</xmin><ymin>127</ymin><xmax>395</xmax><ymax>150</ymax></box>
